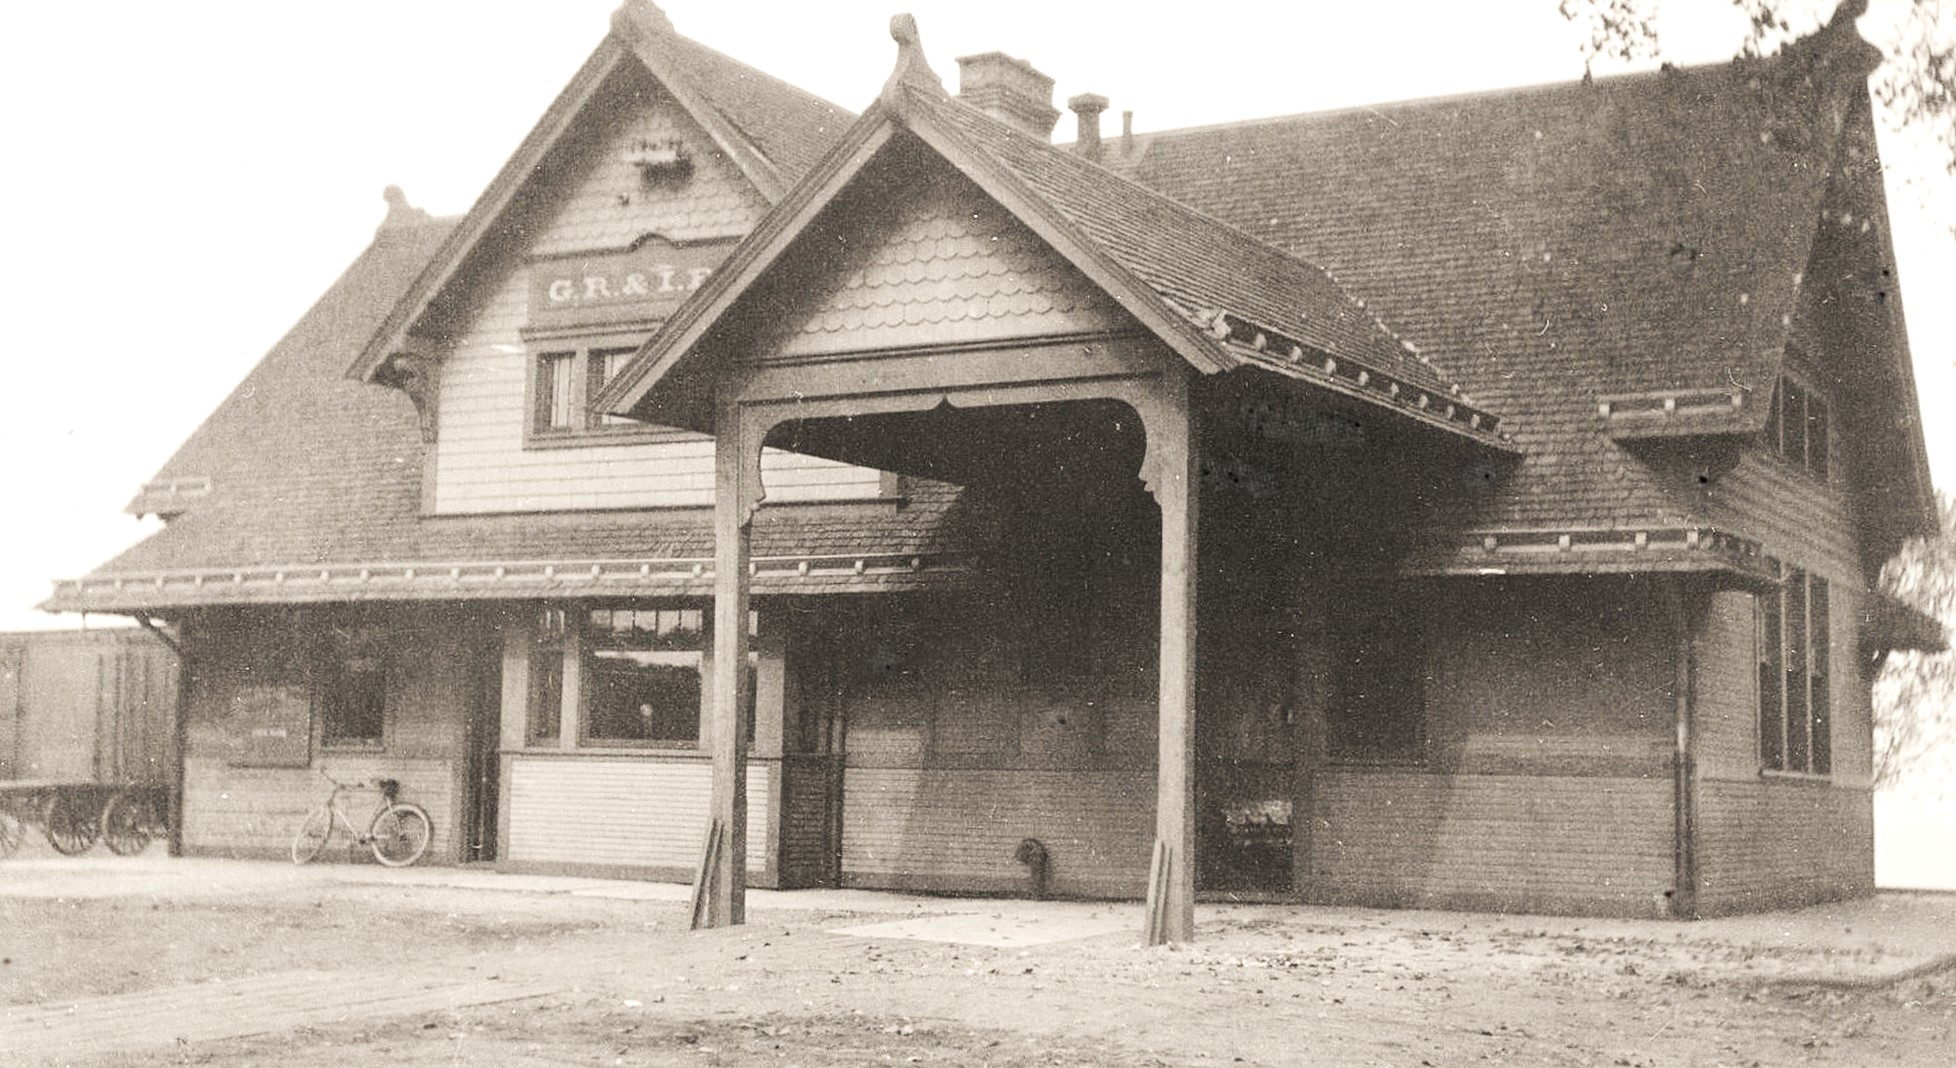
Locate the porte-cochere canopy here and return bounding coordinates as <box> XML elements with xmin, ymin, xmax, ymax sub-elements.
<box><xmin>597</xmin><ymin>16</ymin><xmax>1515</xmax><ymax>944</ymax></box>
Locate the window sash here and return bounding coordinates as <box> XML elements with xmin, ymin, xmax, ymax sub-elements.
<box><xmin>1765</xmin><ymin>371</ymin><xmax>1829</xmax><ymax>480</ymax></box>
<box><xmin>529</xmin><ymin>340</ymin><xmax>657</xmax><ymax>439</ymax></box>
<box><xmin>536</xmin><ymin>352</ymin><xmax>577</xmax><ymax>433</ymax></box>
<box><xmin>589</xmin><ymin>347</ymin><xmax>638</xmax><ymax>427</ymax></box>
<box><xmin>1759</xmin><ymin>568</ymin><xmax>1829</xmax><ymax>775</ymax></box>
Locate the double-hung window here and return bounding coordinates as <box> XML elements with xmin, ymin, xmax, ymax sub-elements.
<box><xmin>1758</xmin><ymin>565</ymin><xmax>1830</xmax><ymax>776</ymax></box>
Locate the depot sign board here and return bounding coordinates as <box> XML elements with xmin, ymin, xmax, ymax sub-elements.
<box><xmin>528</xmin><ymin>236</ymin><xmax>735</xmax><ymax>330</ymax></box>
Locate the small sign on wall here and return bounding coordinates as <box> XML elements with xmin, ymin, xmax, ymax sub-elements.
<box><xmin>227</xmin><ymin>684</ymin><xmax>312</xmax><ymax>767</ymax></box>
<box><xmin>528</xmin><ymin>236</ymin><xmax>736</xmax><ymax>331</ymax></box>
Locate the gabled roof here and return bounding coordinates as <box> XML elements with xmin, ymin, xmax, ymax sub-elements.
<box><xmin>348</xmin><ymin>0</ymin><xmax>852</xmax><ymax>386</ymax></box>
<box><xmin>61</xmin><ymin>214</ymin><xmax>457</xmax><ymax>588</ymax></box>
<box><xmin>45</xmin><ymin>208</ymin><xmax>983</xmax><ymax>614</ymax></box>
<box><xmin>50</xmin><ymin>5</ymin><xmax>1935</xmax><ymax>614</ymax></box>
<box><xmin>601</xmin><ymin>18</ymin><xmax>1505</xmax><ymax>449</ymax></box>
<box><xmin>1116</xmin><ymin>7</ymin><xmax>1932</xmax><ymax>546</ymax></box>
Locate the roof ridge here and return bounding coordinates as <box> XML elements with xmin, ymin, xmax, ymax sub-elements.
<box><xmin>1109</xmin><ymin>36</ymin><xmax>1855</xmax><ymax>147</ymax></box>
<box><xmin>909</xmin><ymin>85</ymin><xmax>1461</xmax><ymax>384</ymax></box>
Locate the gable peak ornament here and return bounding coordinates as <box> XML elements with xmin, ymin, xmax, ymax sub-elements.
<box><xmin>880</xmin><ymin>13</ymin><xmax>944</xmax><ymax>109</ymax></box>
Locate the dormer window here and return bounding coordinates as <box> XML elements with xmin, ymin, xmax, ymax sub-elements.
<box><xmin>1762</xmin><ymin>371</ymin><xmax>1829</xmax><ymax>479</ymax></box>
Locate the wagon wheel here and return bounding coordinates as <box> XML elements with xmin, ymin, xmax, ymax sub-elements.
<box><xmin>43</xmin><ymin>792</ymin><xmax>101</xmax><ymax>856</ymax></box>
<box><xmin>0</xmin><ymin>802</ymin><xmax>22</xmax><ymax>859</ymax></box>
<box><xmin>100</xmin><ymin>791</ymin><xmax>156</xmax><ymax>856</ymax></box>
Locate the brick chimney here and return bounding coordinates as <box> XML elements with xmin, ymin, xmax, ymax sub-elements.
<box><xmin>1068</xmin><ymin>94</ymin><xmax>1109</xmax><ymax>162</ymax></box>
<box><xmin>956</xmin><ymin>52</ymin><xmax>1060</xmax><ymax>138</ymax></box>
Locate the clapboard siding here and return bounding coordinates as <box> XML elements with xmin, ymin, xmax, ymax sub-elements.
<box><xmin>504</xmin><ymin>755</ymin><xmax>769</xmax><ymax>874</ymax></box>
<box><xmin>840</xmin><ymin>768</ymin><xmax>1154</xmax><ymax>897</ymax></box>
<box><xmin>1695</xmin><ymin>779</ymin><xmax>1873</xmax><ymax>915</ymax></box>
<box><xmin>428</xmin><ymin>75</ymin><xmax>882</xmax><ymax>516</ymax></box>
<box><xmin>1310</xmin><ymin>772</ymin><xmax>1675</xmax><ymax>917</ymax></box>
<box><xmin>433</xmin><ymin>259</ymin><xmax>885</xmax><ymax>513</ymax></box>
<box><xmin>1704</xmin><ymin>450</ymin><xmax>1857</xmax><ymax>582</ymax></box>
<box><xmin>182</xmin><ymin>755</ymin><xmax>456</xmax><ymax>861</ymax></box>
<box><xmin>1694</xmin><ymin>590</ymin><xmax>1762</xmax><ymax>778</ymax></box>
<box><xmin>178</xmin><ymin>606</ymin><xmax>475</xmax><ymax>862</ymax></box>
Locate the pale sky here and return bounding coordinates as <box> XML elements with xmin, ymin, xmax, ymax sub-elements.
<box><xmin>2</xmin><ymin>0</ymin><xmax>1950</xmax><ymax>631</ymax></box>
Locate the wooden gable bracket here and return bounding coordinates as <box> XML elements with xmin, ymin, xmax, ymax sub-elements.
<box><xmin>374</xmin><ymin>339</ymin><xmax>442</xmax><ymax>444</ymax></box>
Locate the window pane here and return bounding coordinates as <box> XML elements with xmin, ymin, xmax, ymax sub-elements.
<box><xmin>1810</xmin><ymin>578</ymin><xmax>1831</xmax><ymax>775</ymax></box>
<box><xmin>1784</xmin><ymin>570</ymin><xmax>1809</xmax><ymax>773</ymax></box>
<box><xmin>1806</xmin><ymin>393</ymin><xmax>1830</xmax><ymax>478</ymax></box>
<box><xmin>528</xmin><ymin>651</ymin><xmax>563</xmax><ymax>747</ymax></box>
<box><xmin>1784</xmin><ymin>381</ymin><xmax>1808</xmax><ymax>468</ymax></box>
<box><xmin>536</xmin><ymin>353</ymin><xmax>576</xmax><ymax>432</ymax></box>
<box><xmin>587</xmin><ymin>652</ymin><xmax>702</xmax><ymax>743</ymax></box>
<box><xmin>1758</xmin><ymin>588</ymin><xmax>1784</xmax><ymax>771</ymax></box>
<box><xmin>320</xmin><ymin>623</ymin><xmax>385</xmax><ymax>747</ymax></box>
<box><xmin>1763</xmin><ymin>379</ymin><xmax>1784</xmax><ymax>456</ymax></box>
<box><xmin>582</xmin><ymin>607</ymin><xmax>706</xmax><ymax>745</ymax></box>
<box><xmin>591</xmin><ymin>347</ymin><xmax>637</xmax><ymax>426</ymax></box>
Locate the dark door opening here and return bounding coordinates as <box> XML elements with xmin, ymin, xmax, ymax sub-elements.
<box><xmin>465</xmin><ymin>639</ymin><xmax>501</xmax><ymax>863</ymax></box>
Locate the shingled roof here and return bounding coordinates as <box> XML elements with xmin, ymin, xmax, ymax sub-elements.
<box><xmin>603</xmin><ymin>23</ymin><xmax>1507</xmax><ymax>450</ymax></box>
<box><xmin>50</xmin><ymin>5</ymin><xmax>1935</xmax><ymax>614</ymax></box>
<box><xmin>46</xmin><ymin>208</ymin><xmax>982</xmax><ymax>612</ymax></box>
<box><xmin>1116</xmin><ymin>9</ymin><xmax>1932</xmax><ymax>554</ymax></box>
<box><xmin>910</xmin><ymin>84</ymin><xmax>1503</xmax><ymax>440</ymax></box>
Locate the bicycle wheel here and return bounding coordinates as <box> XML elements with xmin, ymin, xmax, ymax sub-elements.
<box><xmin>368</xmin><ymin>802</ymin><xmax>431</xmax><ymax>867</ymax></box>
<box><xmin>100</xmin><ymin>791</ymin><xmax>154</xmax><ymax>857</ymax></box>
<box><xmin>291</xmin><ymin>805</ymin><xmax>335</xmax><ymax>864</ymax></box>
<box><xmin>0</xmin><ymin>804</ymin><xmax>22</xmax><ymax>859</ymax></box>
<box><xmin>43</xmin><ymin>792</ymin><xmax>100</xmax><ymax>856</ymax></box>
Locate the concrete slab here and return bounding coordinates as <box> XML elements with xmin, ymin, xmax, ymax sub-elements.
<box><xmin>829</xmin><ymin>905</ymin><xmax>1135</xmax><ymax>947</ymax></box>
<box><xmin>7</xmin><ymin>855</ymin><xmax>1953</xmax><ymax>983</ymax></box>
<box><xmin>0</xmin><ymin>967</ymin><xmax>554</xmax><ymax>1063</ymax></box>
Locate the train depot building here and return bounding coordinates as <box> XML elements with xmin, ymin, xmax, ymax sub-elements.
<box><xmin>46</xmin><ymin>2</ymin><xmax>1943</xmax><ymax>938</ymax></box>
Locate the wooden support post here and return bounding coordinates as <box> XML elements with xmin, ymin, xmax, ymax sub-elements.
<box><xmin>692</xmin><ymin>408</ymin><xmax>756</xmax><ymax>930</ymax></box>
<box><xmin>1144</xmin><ymin>391</ymin><xmax>1198</xmax><ymax>945</ymax></box>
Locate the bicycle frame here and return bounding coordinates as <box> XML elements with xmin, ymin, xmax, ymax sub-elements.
<box><xmin>293</xmin><ymin>770</ymin><xmax>432</xmax><ymax>867</ymax></box>
<box><xmin>313</xmin><ymin>775</ymin><xmax>395</xmax><ymax>846</ymax></box>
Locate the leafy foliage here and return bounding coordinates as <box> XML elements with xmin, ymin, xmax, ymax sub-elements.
<box><xmin>1871</xmin><ymin>1</ymin><xmax>1956</xmax><ymax>177</ymax></box>
<box><xmin>1561</xmin><ymin>0</ymin><xmax>1956</xmax><ymax>175</ymax></box>
<box><xmin>1558</xmin><ymin>0</ymin><xmax>1661</xmax><ymax>71</ymax></box>
<box><xmin>1876</xmin><ymin>494</ymin><xmax>1956</xmax><ymax>797</ymax></box>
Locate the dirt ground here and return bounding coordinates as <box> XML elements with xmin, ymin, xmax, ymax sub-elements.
<box><xmin>3</xmin><ymin>856</ymin><xmax>1954</xmax><ymax>1067</ymax></box>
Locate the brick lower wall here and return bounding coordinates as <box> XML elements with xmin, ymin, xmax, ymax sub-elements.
<box><xmin>1695</xmin><ymin>779</ymin><xmax>1873</xmax><ymax>915</ymax></box>
<box><xmin>1308</xmin><ymin>770</ymin><xmax>1677</xmax><ymax>917</ymax></box>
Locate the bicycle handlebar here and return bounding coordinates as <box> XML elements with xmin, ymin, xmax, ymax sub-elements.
<box><xmin>314</xmin><ymin>769</ymin><xmax>400</xmax><ymax>797</ymax></box>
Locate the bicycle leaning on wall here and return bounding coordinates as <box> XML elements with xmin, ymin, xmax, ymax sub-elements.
<box><xmin>290</xmin><ymin>771</ymin><xmax>433</xmax><ymax>867</ymax></box>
